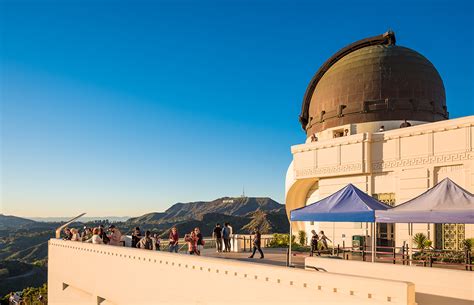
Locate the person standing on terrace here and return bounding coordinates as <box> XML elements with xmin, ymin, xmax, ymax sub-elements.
<box><xmin>213</xmin><ymin>223</ymin><xmax>223</xmax><ymax>253</ymax></box>
<box><xmin>137</xmin><ymin>230</ymin><xmax>155</xmax><ymax>250</ymax></box>
<box><xmin>309</xmin><ymin>230</ymin><xmax>320</xmax><ymax>256</ymax></box>
<box><xmin>70</xmin><ymin>228</ymin><xmax>81</xmax><ymax>241</ymax></box>
<box><xmin>131</xmin><ymin>227</ymin><xmax>142</xmax><ymax>248</ymax></box>
<box><xmin>169</xmin><ymin>226</ymin><xmax>179</xmax><ymax>253</ymax></box>
<box><xmin>108</xmin><ymin>225</ymin><xmax>122</xmax><ymax>246</ymax></box>
<box><xmin>152</xmin><ymin>233</ymin><xmax>161</xmax><ymax>251</ymax></box>
<box><xmin>222</xmin><ymin>223</ymin><xmax>231</xmax><ymax>252</ymax></box>
<box><xmin>248</xmin><ymin>229</ymin><xmax>264</xmax><ymax>259</ymax></box>
<box><xmin>81</xmin><ymin>227</ymin><xmax>92</xmax><ymax>242</ymax></box>
<box><xmin>63</xmin><ymin>228</ymin><xmax>72</xmax><ymax>240</ymax></box>
<box><xmin>88</xmin><ymin>227</ymin><xmax>103</xmax><ymax>244</ymax></box>
<box><xmin>99</xmin><ymin>225</ymin><xmax>110</xmax><ymax>244</ymax></box>
<box><xmin>195</xmin><ymin>227</ymin><xmax>204</xmax><ymax>253</ymax></box>
<box><xmin>185</xmin><ymin>230</ymin><xmax>199</xmax><ymax>255</ymax></box>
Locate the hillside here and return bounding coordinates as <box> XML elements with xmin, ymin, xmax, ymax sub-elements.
<box><xmin>0</xmin><ymin>215</ymin><xmax>36</xmax><ymax>230</ymax></box>
<box><xmin>125</xmin><ymin>197</ymin><xmax>288</xmax><ymax>235</ymax></box>
<box><xmin>128</xmin><ymin>197</ymin><xmax>284</xmax><ymax>223</ymax></box>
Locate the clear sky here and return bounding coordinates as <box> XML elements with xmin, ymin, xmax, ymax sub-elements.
<box><xmin>1</xmin><ymin>0</ymin><xmax>473</xmax><ymax>217</ymax></box>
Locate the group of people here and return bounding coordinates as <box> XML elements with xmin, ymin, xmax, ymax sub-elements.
<box><xmin>63</xmin><ymin>224</ymin><xmax>122</xmax><ymax>246</ymax></box>
<box><xmin>212</xmin><ymin>222</ymin><xmax>233</xmax><ymax>253</ymax></box>
<box><xmin>62</xmin><ymin>222</ymin><xmax>264</xmax><ymax>259</ymax></box>
<box><xmin>309</xmin><ymin>230</ymin><xmax>331</xmax><ymax>256</ymax></box>
<box><xmin>62</xmin><ymin>224</ymin><xmax>213</xmax><ymax>256</ymax></box>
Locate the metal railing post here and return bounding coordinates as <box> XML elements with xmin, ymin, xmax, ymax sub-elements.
<box><xmin>393</xmin><ymin>246</ymin><xmax>396</xmax><ymax>264</ymax></box>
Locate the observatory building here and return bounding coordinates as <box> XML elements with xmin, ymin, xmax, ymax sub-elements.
<box><xmin>285</xmin><ymin>31</ymin><xmax>474</xmax><ymax>250</ymax></box>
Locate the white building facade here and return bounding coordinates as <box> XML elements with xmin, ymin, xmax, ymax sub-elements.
<box><xmin>285</xmin><ymin>31</ymin><xmax>473</xmax><ymax>250</ymax></box>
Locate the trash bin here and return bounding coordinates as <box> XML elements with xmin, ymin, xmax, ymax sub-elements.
<box><xmin>352</xmin><ymin>235</ymin><xmax>366</xmax><ymax>251</ymax></box>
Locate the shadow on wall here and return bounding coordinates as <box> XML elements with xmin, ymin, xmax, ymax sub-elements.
<box><xmin>416</xmin><ymin>293</ymin><xmax>473</xmax><ymax>305</ymax></box>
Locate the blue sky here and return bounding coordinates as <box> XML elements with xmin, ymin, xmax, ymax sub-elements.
<box><xmin>1</xmin><ymin>0</ymin><xmax>473</xmax><ymax>217</ymax></box>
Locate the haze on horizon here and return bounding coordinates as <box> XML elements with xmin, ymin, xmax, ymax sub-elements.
<box><xmin>1</xmin><ymin>0</ymin><xmax>473</xmax><ymax>218</ymax></box>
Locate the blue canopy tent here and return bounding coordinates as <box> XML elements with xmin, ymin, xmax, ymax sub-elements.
<box><xmin>289</xmin><ymin>184</ymin><xmax>391</xmax><ymax>264</ymax></box>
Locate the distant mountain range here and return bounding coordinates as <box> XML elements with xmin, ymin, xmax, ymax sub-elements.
<box><xmin>125</xmin><ymin>197</ymin><xmax>288</xmax><ymax>236</ymax></box>
<box><xmin>28</xmin><ymin>216</ymin><xmax>132</xmax><ymax>223</ymax></box>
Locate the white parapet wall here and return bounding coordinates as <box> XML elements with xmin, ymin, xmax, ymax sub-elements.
<box><xmin>305</xmin><ymin>257</ymin><xmax>474</xmax><ymax>305</ymax></box>
<box><xmin>49</xmin><ymin>239</ymin><xmax>416</xmax><ymax>305</ymax></box>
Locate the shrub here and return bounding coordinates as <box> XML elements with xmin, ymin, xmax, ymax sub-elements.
<box><xmin>298</xmin><ymin>230</ymin><xmax>307</xmax><ymax>246</ymax></box>
<box><xmin>461</xmin><ymin>238</ymin><xmax>473</xmax><ymax>251</ymax></box>
<box><xmin>268</xmin><ymin>233</ymin><xmax>294</xmax><ymax>248</ymax></box>
<box><xmin>413</xmin><ymin>233</ymin><xmax>432</xmax><ymax>251</ymax></box>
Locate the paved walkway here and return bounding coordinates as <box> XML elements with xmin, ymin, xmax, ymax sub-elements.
<box><xmin>202</xmin><ymin>247</ymin><xmax>306</xmax><ymax>268</ymax></box>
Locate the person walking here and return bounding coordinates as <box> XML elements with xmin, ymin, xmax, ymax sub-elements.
<box><xmin>169</xmin><ymin>226</ymin><xmax>179</xmax><ymax>253</ymax></box>
<box><xmin>319</xmin><ymin>230</ymin><xmax>332</xmax><ymax>251</ymax></box>
<box><xmin>108</xmin><ymin>225</ymin><xmax>122</xmax><ymax>246</ymax></box>
<box><xmin>131</xmin><ymin>227</ymin><xmax>142</xmax><ymax>248</ymax></box>
<box><xmin>248</xmin><ymin>229</ymin><xmax>264</xmax><ymax>259</ymax></box>
<box><xmin>310</xmin><ymin>230</ymin><xmax>320</xmax><ymax>256</ymax></box>
<box><xmin>223</xmin><ymin>223</ymin><xmax>231</xmax><ymax>252</ymax></box>
<box><xmin>137</xmin><ymin>230</ymin><xmax>155</xmax><ymax>250</ymax></box>
<box><xmin>212</xmin><ymin>223</ymin><xmax>223</xmax><ymax>253</ymax></box>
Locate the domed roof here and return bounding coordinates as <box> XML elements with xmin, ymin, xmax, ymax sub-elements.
<box><xmin>300</xmin><ymin>32</ymin><xmax>448</xmax><ymax>135</ymax></box>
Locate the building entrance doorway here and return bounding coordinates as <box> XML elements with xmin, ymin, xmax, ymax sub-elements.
<box><xmin>373</xmin><ymin>193</ymin><xmax>396</xmax><ymax>247</ymax></box>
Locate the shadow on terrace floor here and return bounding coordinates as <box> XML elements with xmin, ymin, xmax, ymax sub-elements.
<box><xmin>202</xmin><ymin>248</ymin><xmax>306</xmax><ymax>268</ymax></box>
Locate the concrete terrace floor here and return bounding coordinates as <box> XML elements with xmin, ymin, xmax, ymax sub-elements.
<box><xmin>201</xmin><ymin>247</ymin><xmax>306</xmax><ymax>268</ymax></box>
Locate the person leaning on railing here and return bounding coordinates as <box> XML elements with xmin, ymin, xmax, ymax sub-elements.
<box><xmin>70</xmin><ymin>228</ymin><xmax>81</xmax><ymax>241</ymax></box>
<box><xmin>136</xmin><ymin>230</ymin><xmax>155</xmax><ymax>250</ymax></box>
<box><xmin>108</xmin><ymin>225</ymin><xmax>122</xmax><ymax>246</ymax></box>
<box><xmin>86</xmin><ymin>227</ymin><xmax>104</xmax><ymax>244</ymax></box>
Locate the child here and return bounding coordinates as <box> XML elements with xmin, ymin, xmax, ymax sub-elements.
<box><xmin>319</xmin><ymin>230</ymin><xmax>332</xmax><ymax>250</ymax></box>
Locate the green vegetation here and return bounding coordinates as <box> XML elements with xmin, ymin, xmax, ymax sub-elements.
<box><xmin>297</xmin><ymin>230</ymin><xmax>307</xmax><ymax>246</ymax></box>
<box><xmin>268</xmin><ymin>233</ymin><xmax>292</xmax><ymax>248</ymax></box>
<box><xmin>0</xmin><ymin>284</ymin><xmax>47</xmax><ymax>305</ymax></box>
<box><xmin>0</xmin><ymin>260</ymin><xmax>47</xmax><ymax>296</ymax></box>
<box><xmin>412</xmin><ymin>233</ymin><xmax>432</xmax><ymax>251</ymax></box>
<box><xmin>461</xmin><ymin>238</ymin><xmax>474</xmax><ymax>251</ymax></box>
<box><xmin>267</xmin><ymin>233</ymin><xmax>310</xmax><ymax>252</ymax></box>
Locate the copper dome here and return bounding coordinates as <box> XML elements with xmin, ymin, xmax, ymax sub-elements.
<box><xmin>300</xmin><ymin>32</ymin><xmax>448</xmax><ymax>135</ymax></box>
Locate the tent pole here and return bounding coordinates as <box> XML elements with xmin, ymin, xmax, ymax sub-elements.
<box><xmin>427</xmin><ymin>223</ymin><xmax>430</xmax><ymax>240</ymax></box>
<box><xmin>372</xmin><ymin>222</ymin><xmax>376</xmax><ymax>263</ymax></box>
<box><xmin>332</xmin><ymin>222</ymin><xmax>335</xmax><ymax>255</ymax></box>
<box><xmin>408</xmin><ymin>223</ymin><xmax>413</xmax><ymax>266</ymax></box>
<box><xmin>288</xmin><ymin>224</ymin><xmax>292</xmax><ymax>267</ymax></box>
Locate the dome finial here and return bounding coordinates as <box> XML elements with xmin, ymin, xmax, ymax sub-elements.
<box><xmin>383</xmin><ymin>29</ymin><xmax>396</xmax><ymax>45</ymax></box>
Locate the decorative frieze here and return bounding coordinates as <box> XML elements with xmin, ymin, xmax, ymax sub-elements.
<box><xmin>372</xmin><ymin>151</ymin><xmax>473</xmax><ymax>171</ymax></box>
<box><xmin>295</xmin><ymin>162</ymin><xmax>363</xmax><ymax>179</ymax></box>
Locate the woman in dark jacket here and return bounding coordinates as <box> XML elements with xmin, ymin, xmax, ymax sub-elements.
<box><xmin>248</xmin><ymin>229</ymin><xmax>264</xmax><ymax>259</ymax></box>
